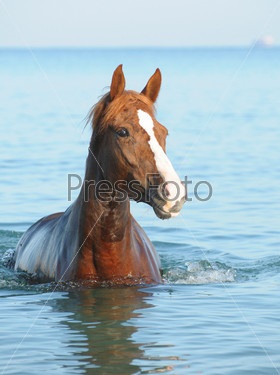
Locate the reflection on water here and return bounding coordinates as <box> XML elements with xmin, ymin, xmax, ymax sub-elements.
<box><xmin>51</xmin><ymin>287</ymin><xmax>154</xmax><ymax>374</ymax></box>
<box><xmin>2</xmin><ymin>286</ymin><xmax>187</xmax><ymax>375</ymax></box>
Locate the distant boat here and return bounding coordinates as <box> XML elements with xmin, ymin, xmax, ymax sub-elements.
<box><xmin>255</xmin><ymin>35</ymin><xmax>275</xmax><ymax>48</ymax></box>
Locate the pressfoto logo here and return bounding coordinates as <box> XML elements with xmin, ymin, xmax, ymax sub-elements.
<box><xmin>67</xmin><ymin>174</ymin><xmax>213</xmax><ymax>203</ymax></box>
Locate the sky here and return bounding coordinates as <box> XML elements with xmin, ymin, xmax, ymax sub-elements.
<box><xmin>0</xmin><ymin>0</ymin><xmax>280</xmax><ymax>47</ymax></box>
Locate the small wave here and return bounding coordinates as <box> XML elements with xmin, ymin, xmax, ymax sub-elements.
<box><xmin>0</xmin><ymin>248</ymin><xmax>39</xmax><ymax>290</ymax></box>
<box><xmin>164</xmin><ymin>260</ymin><xmax>236</xmax><ymax>285</ymax></box>
<box><xmin>1</xmin><ymin>248</ymin><xmax>15</xmax><ymax>268</ymax></box>
<box><xmin>236</xmin><ymin>256</ymin><xmax>280</xmax><ymax>281</ymax></box>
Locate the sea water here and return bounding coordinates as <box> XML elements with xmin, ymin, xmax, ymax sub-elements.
<box><xmin>0</xmin><ymin>48</ymin><xmax>279</xmax><ymax>374</ymax></box>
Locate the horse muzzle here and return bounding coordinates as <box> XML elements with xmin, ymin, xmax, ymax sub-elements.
<box><xmin>149</xmin><ymin>181</ymin><xmax>186</xmax><ymax>220</ymax></box>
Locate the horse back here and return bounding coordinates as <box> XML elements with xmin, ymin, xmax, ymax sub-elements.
<box><xmin>14</xmin><ymin>212</ymin><xmax>66</xmax><ymax>281</ymax></box>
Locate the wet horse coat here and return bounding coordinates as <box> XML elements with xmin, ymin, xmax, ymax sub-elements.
<box><xmin>14</xmin><ymin>65</ymin><xmax>185</xmax><ymax>284</ymax></box>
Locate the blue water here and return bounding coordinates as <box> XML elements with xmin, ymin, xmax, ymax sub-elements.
<box><xmin>0</xmin><ymin>48</ymin><xmax>280</xmax><ymax>374</ymax></box>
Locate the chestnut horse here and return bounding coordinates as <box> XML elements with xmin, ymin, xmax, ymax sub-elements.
<box><xmin>14</xmin><ymin>65</ymin><xmax>185</xmax><ymax>285</ymax></box>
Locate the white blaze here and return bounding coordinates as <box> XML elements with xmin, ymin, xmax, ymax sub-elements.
<box><xmin>137</xmin><ymin>109</ymin><xmax>185</xmax><ymax>215</ymax></box>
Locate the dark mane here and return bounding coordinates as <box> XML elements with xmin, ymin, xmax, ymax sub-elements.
<box><xmin>87</xmin><ymin>90</ymin><xmax>155</xmax><ymax>134</ymax></box>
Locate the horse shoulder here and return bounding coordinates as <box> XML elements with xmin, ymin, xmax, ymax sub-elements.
<box><xmin>130</xmin><ymin>216</ymin><xmax>162</xmax><ymax>276</ymax></box>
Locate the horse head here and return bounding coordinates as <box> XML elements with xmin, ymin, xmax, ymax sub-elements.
<box><xmin>88</xmin><ymin>65</ymin><xmax>186</xmax><ymax>219</ymax></box>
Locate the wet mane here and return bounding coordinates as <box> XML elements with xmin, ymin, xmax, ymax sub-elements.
<box><xmin>87</xmin><ymin>90</ymin><xmax>155</xmax><ymax>134</ymax></box>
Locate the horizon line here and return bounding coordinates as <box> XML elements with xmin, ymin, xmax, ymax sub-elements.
<box><xmin>0</xmin><ymin>44</ymin><xmax>279</xmax><ymax>50</ymax></box>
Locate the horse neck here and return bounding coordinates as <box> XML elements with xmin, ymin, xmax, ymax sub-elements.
<box><xmin>77</xmin><ymin>148</ymin><xmax>132</xmax><ymax>254</ymax></box>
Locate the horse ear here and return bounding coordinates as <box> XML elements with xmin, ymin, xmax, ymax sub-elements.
<box><xmin>141</xmin><ymin>68</ymin><xmax>162</xmax><ymax>103</ymax></box>
<box><xmin>110</xmin><ymin>64</ymin><xmax>126</xmax><ymax>101</ymax></box>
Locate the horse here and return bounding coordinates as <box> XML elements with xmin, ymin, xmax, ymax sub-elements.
<box><xmin>13</xmin><ymin>65</ymin><xmax>186</xmax><ymax>285</ymax></box>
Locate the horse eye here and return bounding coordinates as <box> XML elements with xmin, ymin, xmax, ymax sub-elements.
<box><xmin>116</xmin><ymin>128</ymin><xmax>129</xmax><ymax>137</ymax></box>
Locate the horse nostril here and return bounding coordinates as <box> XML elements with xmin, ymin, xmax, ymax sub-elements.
<box><xmin>158</xmin><ymin>181</ymin><xmax>186</xmax><ymax>203</ymax></box>
<box><xmin>169</xmin><ymin>195</ymin><xmax>186</xmax><ymax>213</ymax></box>
<box><xmin>158</xmin><ymin>182</ymin><xmax>172</xmax><ymax>201</ymax></box>
<box><xmin>163</xmin><ymin>183</ymin><xmax>171</xmax><ymax>198</ymax></box>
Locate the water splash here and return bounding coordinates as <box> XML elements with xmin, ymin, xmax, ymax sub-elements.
<box><xmin>1</xmin><ymin>248</ymin><xmax>15</xmax><ymax>268</ymax></box>
<box><xmin>164</xmin><ymin>260</ymin><xmax>236</xmax><ymax>285</ymax></box>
